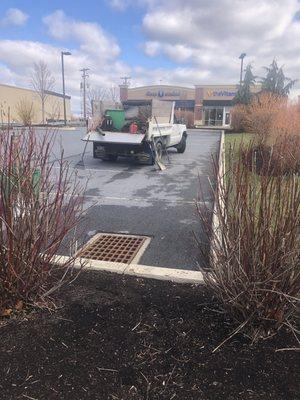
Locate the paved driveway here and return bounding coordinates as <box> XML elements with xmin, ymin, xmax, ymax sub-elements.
<box><xmin>46</xmin><ymin>128</ymin><xmax>220</xmax><ymax>270</ymax></box>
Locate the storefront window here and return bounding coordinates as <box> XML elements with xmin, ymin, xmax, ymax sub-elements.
<box><xmin>204</xmin><ymin>107</ymin><xmax>224</xmax><ymax>126</ymax></box>
<box><xmin>225</xmin><ymin>112</ymin><xmax>230</xmax><ymax>125</ymax></box>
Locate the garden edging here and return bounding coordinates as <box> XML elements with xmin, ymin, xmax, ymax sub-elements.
<box><xmin>210</xmin><ymin>130</ymin><xmax>225</xmax><ymax>262</ymax></box>
<box><xmin>53</xmin><ymin>255</ymin><xmax>204</xmax><ymax>284</ymax></box>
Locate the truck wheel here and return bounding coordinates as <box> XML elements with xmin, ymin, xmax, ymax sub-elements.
<box><xmin>102</xmin><ymin>154</ymin><xmax>118</xmax><ymax>162</ymax></box>
<box><xmin>155</xmin><ymin>140</ymin><xmax>164</xmax><ymax>161</ymax></box>
<box><xmin>107</xmin><ymin>154</ymin><xmax>118</xmax><ymax>161</ymax></box>
<box><xmin>176</xmin><ymin>134</ymin><xmax>187</xmax><ymax>153</ymax></box>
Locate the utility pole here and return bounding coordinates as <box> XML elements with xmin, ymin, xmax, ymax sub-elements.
<box><xmin>80</xmin><ymin>68</ymin><xmax>90</xmax><ymax>120</ymax></box>
<box><xmin>239</xmin><ymin>53</ymin><xmax>246</xmax><ymax>85</ymax></box>
<box><xmin>120</xmin><ymin>76</ymin><xmax>131</xmax><ymax>86</ymax></box>
<box><xmin>61</xmin><ymin>51</ymin><xmax>71</xmax><ymax>125</ymax></box>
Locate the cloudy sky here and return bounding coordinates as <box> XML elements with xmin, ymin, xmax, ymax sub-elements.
<box><xmin>0</xmin><ymin>0</ymin><xmax>299</xmax><ymax>114</ymax></box>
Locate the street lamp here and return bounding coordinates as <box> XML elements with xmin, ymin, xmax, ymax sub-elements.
<box><xmin>61</xmin><ymin>51</ymin><xmax>71</xmax><ymax>126</ymax></box>
<box><xmin>239</xmin><ymin>53</ymin><xmax>246</xmax><ymax>85</ymax></box>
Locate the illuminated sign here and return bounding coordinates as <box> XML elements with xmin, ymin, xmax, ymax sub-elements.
<box><xmin>146</xmin><ymin>90</ymin><xmax>181</xmax><ymax>98</ymax></box>
<box><xmin>206</xmin><ymin>89</ymin><xmax>236</xmax><ymax>98</ymax></box>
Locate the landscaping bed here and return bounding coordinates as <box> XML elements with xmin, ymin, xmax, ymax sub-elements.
<box><xmin>0</xmin><ymin>271</ymin><xmax>299</xmax><ymax>400</ymax></box>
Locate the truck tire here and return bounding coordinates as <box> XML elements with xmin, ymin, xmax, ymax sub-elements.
<box><xmin>107</xmin><ymin>154</ymin><xmax>118</xmax><ymax>162</ymax></box>
<box><xmin>155</xmin><ymin>140</ymin><xmax>164</xmax><ymax>161</ymax></box>
<box><xmin>176</xmin><ymin>134</ymin><xmax>187</xmax><ymax>153</ymax></box>
<box><xmin>102</xmin><ymin>154</ymin><xmax>118</xmax><ymax>162</ymax></box>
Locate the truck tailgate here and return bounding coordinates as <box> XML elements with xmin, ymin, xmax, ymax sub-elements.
<box><xmin>82</xmin><ymin>131</ymin><xmax>146</xmax><ymax>145</ymax></box>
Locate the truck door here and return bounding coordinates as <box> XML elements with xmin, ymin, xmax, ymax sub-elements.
<box><xmin>169</xmin><ymin>124</ymin><xmax>183</xmax><ymax>146</ymax></box>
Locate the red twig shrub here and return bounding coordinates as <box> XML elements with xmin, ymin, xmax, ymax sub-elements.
<box><xmin>241</xmin><ymin>134</ymin><xmax>300</xmax><ymax>176</ymax></box>
<box><xmin>0</xmin><ymin>128</ymin><xmax>85</xmax><ymax>312</ymax></box>
<box><xmin>198</xmin><ymin>143</ymin><xmax>300</xmax><ymax>341</ymax></box>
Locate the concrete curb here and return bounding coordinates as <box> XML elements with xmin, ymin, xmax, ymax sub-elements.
<box><xmin>210</xmin><ymin>130</ymin><xmax>225</xmax><ymax>262</ymax></box>
<box><xmin>53</xmin><ymin>255</ymin><xmax>204</xmax><ymax>284</ymax></box>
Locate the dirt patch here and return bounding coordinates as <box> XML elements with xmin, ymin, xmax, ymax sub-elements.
<box><xmin>0</xmin><ymin>271</ymin><xmax>299</xmax><ymax>400</ymax></box>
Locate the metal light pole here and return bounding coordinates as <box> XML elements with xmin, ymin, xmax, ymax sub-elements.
<box><xmin>61</xmin><ymin>51</ymin><xmax>71</xmax><ymax>125</ymax></box>
<box><xmin>239</xmin><ymin>53</ymin><xmax>246</xmax><ymax>85</ymax></box>
<box><xmin>80</xmin><ymin>68</ymin><xmax>90</xmax><ymax>121</ymax></box>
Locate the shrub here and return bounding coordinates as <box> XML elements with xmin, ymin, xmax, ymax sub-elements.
<box><xmin>175</xmin><ymin>109</ymin><xmax>195</xmax><ymax>128</ymax></box>
<box><xmin>245</xmin><ymin>93</ymin><xmax>300</xmax><ymax>142</ymax></box>
<box><xmin>230</xmin><ymin>104</ymin><xmax>248</xmax><ymax>132</ymax></box>
<box><xmin>242</xmin><ymin>95</ymin><xmax>300</xmax><ymax>175</ymax></box>
<box><xmin>0</xmin><ymin>128</ymin><xmax>85</xmax><ymax>313</ymax></box>
<box><xmin>244</xmin><ymin>93</ymin><xmax>283</xmax><ymax>143</ymax></box>
<box><xmin>241</xmin><ymin>134</ymin><xmax>300</xmax><ymax>176</ymax></box>
<box><xmin>15</xmin><ymin>98</ymin><xmax>35</xmax><ymax>126</ymax></box>
<box><xmin>198</xmin><ymin>143</ymin><xmax>300</xmax><ymax>341</ymax></box>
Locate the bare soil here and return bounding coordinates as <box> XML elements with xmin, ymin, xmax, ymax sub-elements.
<box><xmin>0</xmin><ymin>271</ymin><xmax>299</xmax><ymax>400</ymax></box>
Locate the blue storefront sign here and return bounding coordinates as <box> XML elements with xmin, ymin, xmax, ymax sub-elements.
<box><xmin>146</xmin><ymin>90</ymin><xmax>181</xmax><ymax>98</ymax></box>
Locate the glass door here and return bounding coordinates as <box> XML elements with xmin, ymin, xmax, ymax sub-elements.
<box><xmin>216</xmin><ymin>108</ymin><xmax>223</xmax><ymax>126</ymax></box>
<box><xmin>225</xmin><ymin>112</ymin><xmax>230</xmax><ymax>126</ymax></box>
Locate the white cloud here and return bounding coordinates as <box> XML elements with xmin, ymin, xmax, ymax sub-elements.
<box><xmin>108</xmin><ymin>0</ymin><xmax>129</xmax><ymax>10</ymax></box>
<box><xmin>0</xmin><ymin>8</ymin><xmax>29</xmax><ymax>27</ymax></box>
<box><xmin>140</xmin><ymin>0</ymin><xmax>300</xmax><ymax>98</ymax></box>
<box><xmin>132</xmin><ymin>65</ymin><xmax>211</xmax><ymax>87</ymax></box>
<box><xmin>142</xmin><ymin>0</ymin><xmax>300</xmax><ymax>44</ymax></box>
<box><xmin>144</xmin><ymin>41</ymin><xmax>161</xmax><ymax>57</ymax></box>
<box><xmin>43</xmin><ymin>10</ymin><xmax>120</xmax><ymax>62</ymax></box>
<box><xmin>108</xmin><ymin>0</ymin><xmax>156</xmax><ymax>11</ymax></box>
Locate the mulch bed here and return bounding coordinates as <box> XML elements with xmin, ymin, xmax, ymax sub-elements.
<box><xmin>0</xmin><ymin>271</ymin><xmax>299</xmax><ymax>400</ymax></box>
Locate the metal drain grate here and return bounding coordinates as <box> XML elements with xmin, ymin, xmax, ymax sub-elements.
<box><xmin>78</xmin><ymin>233</ymin><xmax>150</xmax><ymax>264</ymax></box>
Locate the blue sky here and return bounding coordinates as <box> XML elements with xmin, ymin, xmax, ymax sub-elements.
<box><xmin>0</xmin><ymin>0</ymin><xmax>299</xmax><ymax>113</ymax></box>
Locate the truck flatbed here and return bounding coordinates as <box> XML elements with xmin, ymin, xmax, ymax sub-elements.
<box><xmin>82</xmin><ymin>131</ymin><xmax>146</xmax><ymax>145</ymax></box>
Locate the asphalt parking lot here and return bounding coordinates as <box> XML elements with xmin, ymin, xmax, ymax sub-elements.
<box><xmin>49</xmin><ymin>128</ymin><xmax>220</xmax><ymax>270</ymax></box>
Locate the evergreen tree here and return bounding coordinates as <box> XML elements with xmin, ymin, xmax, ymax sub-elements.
<box><xmin>233</xmin><ymin>64</ymin><xmax>256</xmax><ymax>105</ymax></box>
<box><xmin>260</xmin><ymin>59</ymin><xmax>296</xmax><ymax>96</ymax></box>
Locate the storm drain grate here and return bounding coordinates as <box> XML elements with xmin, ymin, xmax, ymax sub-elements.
<box><xmin>77</xmin><ymin>233</ymin><xmax>150</xmax><ymax>264</ymax></box>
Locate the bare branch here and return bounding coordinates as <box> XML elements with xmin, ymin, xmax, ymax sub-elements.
<box><xmin>31</xmin><ymin>61</ymin><xmax>55</xmax><ymax>124</ymax></box>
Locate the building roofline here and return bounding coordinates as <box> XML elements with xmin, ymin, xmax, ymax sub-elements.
<box><xmin>194</xmin><ymin>84</ymin><xmax>238</xmax><ymax>88</ymax></box>
<box><xmin>129</xmin><ymin>84</ymin><xmax>194</xmax><ymax>90</ymax></box>
<box><xmin>0</xmin><ymin>83</ymin><xmax>71</xmax><ymax>99</ymax></box>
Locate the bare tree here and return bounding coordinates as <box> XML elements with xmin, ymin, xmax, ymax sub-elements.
<box><xmin>15</xmin><ymin>98</ymin><xmax>35</xmax><ymax>126</ymax></box>
<box><xmin>31</xmin><ymin>61</ymin><xmax>55</xmax><ymax>124</ymax></box>
<box><xmin>48</xmin><ymin>100</ymin><xmax>62</xmax><ymax>121</ymax></box>
<box><xmin>109</xmin><ymin>86</ymin><xmax>120</xmax><ymax>103</ymax></box>
<box><xmin>87</xmin><ymin>87</ymin><xmax>108</xmax><ymax>116</ymax></box>
<box><xmin>87</xmin><ymin>86</ymin><xmax>121</xmax><ymax>116</ymax></box>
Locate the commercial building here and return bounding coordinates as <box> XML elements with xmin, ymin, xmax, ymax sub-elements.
<box><xmin>120</xmin><ymin>83</ymin><xmax>249</xmax><ymax>127</ymax></box>
<box><xmin>0</xmin><ymin>83</ymin><xmax>71</xmax><ymax>125</ymax></box>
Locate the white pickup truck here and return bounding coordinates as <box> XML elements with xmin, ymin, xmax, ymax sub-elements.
<box><xmin>83</xmin><ymin>99</ymin><xmax>187</xmax><ymax>165</ymax></box>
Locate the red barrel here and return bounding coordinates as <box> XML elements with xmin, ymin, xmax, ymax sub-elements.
<box><xmin>129</xmin><ymin>122</ymin><xmax>138</xmax><ymax>134</ymax></box>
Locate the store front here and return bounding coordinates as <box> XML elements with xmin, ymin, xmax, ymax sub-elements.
<box><xmin>120</xmin><ymin>84</ymin><xmax>245</xmax><ymax>128</ymax></box>
<box><xmin>198</xmin><ymin>87</ymin><xmax>237</xmax><ymax>127</ymax></box>
<box><xmin>203</xmin><ymin>104</ymin><xmax>232</xmax><ymax>126</ymax></box>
